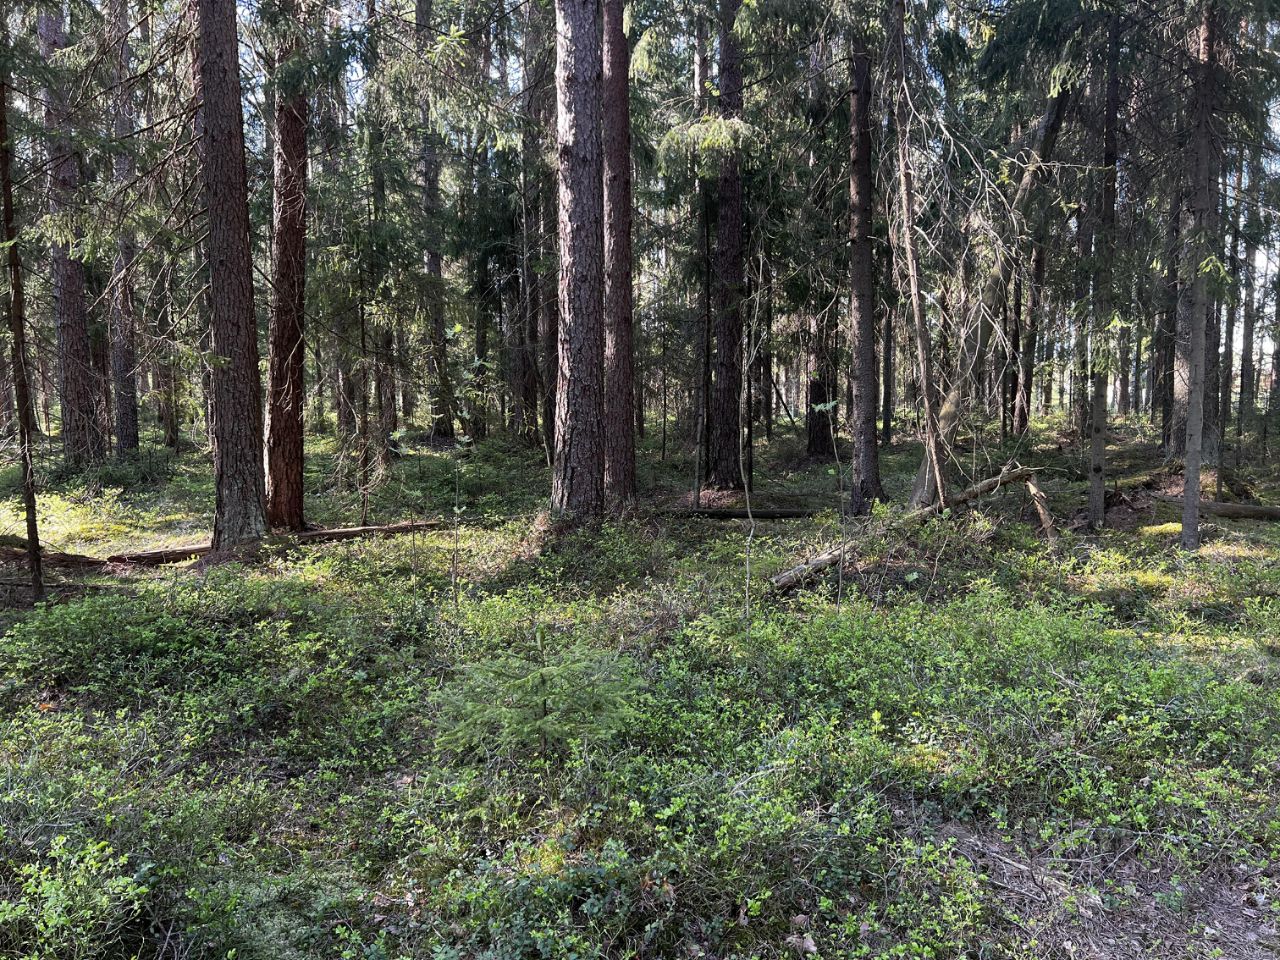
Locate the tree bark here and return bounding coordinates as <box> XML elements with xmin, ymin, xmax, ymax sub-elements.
<box><xmin>706</xmin><ymin>0</ymin><xmax>745</xmax><ymax>490</ymax></box>
<box><xmin>847</xmin><ymin>42</ymin><xmax>882</xmax><ymax>515</ymax></box>
<box><xmin>264</xmin><ymin>0</ymin><xmax>308</xmax><ymax>531</ymax></box>
<box><xmin>2</xmin><ymin>42</ymin><xmax>44</xmax><ymax>599</ymax></box>
<box><xmin>550</xmin><ymin>0</ymin><xmax>605</xmax><ymax>518</ymax></box>
<box><xmin>40</xmin><ymin>9</ymin><xmax>105</xmax><ymax>468</ymax></box>
<box><xmin>1180</xmin><ymin>0</ymin><xmax>1219</xmax><ymax>551</ymax></box>
<box><xmin>196</xmin><ymin>0</ymin><xmax>269</xmax><ymax>550</ymax></box>
<box><xmin>108</xmin><ymin>0</ymin><xmax>140</xmax><ymax>455</ymax></box>
<box><xmin>602</xmin><ymin>0</ymin><xmax>636</xmax><ymax>503</ymax></box>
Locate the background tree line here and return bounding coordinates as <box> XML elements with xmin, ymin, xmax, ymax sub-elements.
<box><xmin>2</xmin><ymin>0</ymin><xmax>1279</xmax><ymax>581</ymax></box>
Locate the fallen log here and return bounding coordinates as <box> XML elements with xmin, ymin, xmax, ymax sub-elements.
<box><xmin>770</xmin><ymin>465</ymin><xmax>1036</xmax><ymax>592</ymax></box>
<box><xmin>0</xmin><ymin>546</ymin><xmax>104</xmax><ymax>568</ymax></box>
<box><xmin>1154</xmin><ymin>497</ymin><xmax>1280</xmax><ymax>521</ymax></box>
<box><xmin>0</xmin><ymin>520</ymin><xmax>443</xmax><ymax>570</ymax></box>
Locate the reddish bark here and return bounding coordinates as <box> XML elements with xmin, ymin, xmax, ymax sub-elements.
<box><xmin>265</xmin><ymin>0</ymin><xmax>309</xmax><ymax>531</ymax></box>
<box><xmin>196</xmin><ymin>0</ymin><xmax>269</xmax><ymax>549</ymax></box>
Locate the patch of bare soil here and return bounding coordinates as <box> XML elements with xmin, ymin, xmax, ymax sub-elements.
<box><xmin>942</xmin><ymin>822</ymin><xmax>1278</xmax><ymax>959</ymax></box>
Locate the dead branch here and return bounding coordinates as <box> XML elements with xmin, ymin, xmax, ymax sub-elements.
<box><xmin>0</xmin><ymin>520</ymin><xmax>442</xmax><ymax>571</ymax></box>
<box><xmin>769</xmin><ymin>465</ymin><xmax>1036</xmax><ymax>592</ymax></box>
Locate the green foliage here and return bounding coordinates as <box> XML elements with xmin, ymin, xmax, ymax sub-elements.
<box><xmin>0</xmin><ymin>835</ymin><xmax>147</xmax><ymax>960</ymax></box>
<box><xmin>433</xmin><ymin>626</ymin><xmax>641</xmax><ymax>760</ymax></box>
<box><xmin>2</xmin><ymin>433</ymin><xmax>1280</xmax><ymax>958</ymax></box>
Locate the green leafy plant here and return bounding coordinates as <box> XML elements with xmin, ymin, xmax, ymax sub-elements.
<box><xmin>432</xmin><ymin>626</ymin><xmax>640</xmax><ymax>759</ymax></box>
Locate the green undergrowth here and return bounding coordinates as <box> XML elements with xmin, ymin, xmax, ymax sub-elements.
<box><xmin>2</xmin><ymin>425</ymin><xmax>1280</xmax><ymax>958</ymax></box>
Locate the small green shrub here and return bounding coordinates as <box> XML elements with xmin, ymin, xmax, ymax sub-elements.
<box><xmin>432</xmin><ymin>626</ymin><xmax>640</xmax><ymax>759</ymax></box>
<box><xmin>0</xmin><ymin>835</ymin><xmax>147</xmax><ymax>960</ymax></box>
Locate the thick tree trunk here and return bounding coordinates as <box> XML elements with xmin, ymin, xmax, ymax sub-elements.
<box><xmin>550</xmin><ymin>0</ymin><xmax>605</xmax><ymax>517</ymax></box>
<box><xmin>40</xmin><ymin>10</ymin><xmax>105</xmax><ymax>468</ymax></box>
<box><xmin>108</xmin><ymin>0</ymin><xmax>140</xmax><ymax>455</ymax></box>
<box><xmin>847</xmin><ymin>42</ymin><xmax>882</xmax><ymax>515</ymax></box>
<box><xmin>1181</xmin><ymin>0</ymin><xmax>1219</xmax><ymax>550</ymax></box>
<box><xmin>196</xmin><ymin>0</ymin><xmax>269</xmax><ymax>550</ymax></box>
<box><xmin>264</xmin><ymin>0</ymin><xmax>308</xmax><ymax>531</ymax></box>
<box><xmin>706</xmin><ymin>0</ymin><xmax>745</xmax><ymax>490</ymax></box>
<box><xmin>2</xmin><ymin>47</ymin><xmax>44</xmax><ymax>599</ymax></box>
<box><xmin>602</xmin><ymin>0</ymin><xmax>636</xmax><ymax>503</ymax></box>
<box><xmin>1089</xmin><ymin>14</ymin><xmax>1120</xmax><ymax>530</ymax></box>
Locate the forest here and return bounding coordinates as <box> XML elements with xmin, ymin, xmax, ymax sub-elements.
<box><xmin>2</xmin><ymin>0</ymin><xmax>1280</xmax><ymax>956</ymax></box>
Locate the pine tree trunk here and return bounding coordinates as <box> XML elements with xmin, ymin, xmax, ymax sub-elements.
<box><xmin>602</xmin><ymin>0</ymin><xmax>636</xmax><ymax>503</ymax></box>
<box><xmin>40</xmin><ymin>10</ymin><xmax>105</xmax><ymax>468</ymax></box>
<box><xmin>1181</xmin><ymin>0</ymin><xmax>1219</xmax><ymax>550</ymax></box>
<box><xmin>2</xmin><ymin>47</ymin><xmax>44</xmax><ymax>598</ymax></box>
<box><xmin>550</xmin><ymin>0</ymin><xmax>605</xmax><ymax>518</ymax></box>
<box><xmin>196</xmin><ymin>0</ymin><xmax>268</xmax><ymax>550</ymax></box>
<box><xmin>847</xmin><ymin>41</ymin><xmax>882</xmax><ymax>515</ymax></box>
<box><xmin>706</xmin><ymin>0</ymin><xmax>745</xmax><ymax>490</ymax></box>
<box><xmin>108</xmin><ymin>0</ymin><xmax>140</xmax><ymax>455</ymax></box>
<box><xmin>264</xmin><ymin>0</ymin><xmax>308</xmax><ymax>531</ymax></box>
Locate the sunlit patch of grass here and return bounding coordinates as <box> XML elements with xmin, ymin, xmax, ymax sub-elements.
<box><xmin>1139</xmin><ymin>521</ymin><xmax>1182</xmax><ymax>538</ymax></box>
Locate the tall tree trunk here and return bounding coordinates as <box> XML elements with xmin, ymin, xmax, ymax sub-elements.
<box><xmin>2</xmin><ymin>42</ymin><xmax>44</xmax><ymax>599</ymax></box>
<box><xmin>892</xmin><ymin>0</ymin><xmax>947</xmax><ymax>508</ymax></box>
<box><xmin>706</xmin><ymin>0</ymin><xmax>745</xmax><ymax>490</ymax></box>
<box><xmin>1089</xmin><ymin>14</ymin><xmax>1120</xmax><ymax>530</ymax></box>
<box><xmin>602</xmin><ymin>0</ymin><xmax>636</xmax><ymax>503</ymax></box>
<box><xmin>1237</xmin><ymin>138</ymin><xmax>1261</xmax><ymax>456</ymax></box>
<box><xmin>196</xmin><ymin>0</ymin><xmax>268</xmax><ymax>550</ymax></box>
<box><xmin>1181</xmin><ymin>0</ymin><xmax>1219</xmax><ymax>550</ymax></box>
<box><xmin>550</xmin><ymin>0</ymin><xmax>605</xmax><ymax>517</ymax></box>
<box><xmin>108</xmin><ymin>0</ymin><xmax>140</xmax><ymax>455</ymax></box>
<box><xmin>416</xmin><ymin>0</ymin><xmax>458</xmax><ymax>439</ymax></box>
<box><xmin>847</xmin><ymin>41</ymin><xmax>882</xmax><ymax>515</ymax></box>
<box><xmin>264</xmin><ymin>0</ymin><xmax>308</xmax><ymax>531</ymax></box>
<box><xmin>40</xmin><ymin>8</ymin><xmax>105</xmax><ymax>468</ymax></box>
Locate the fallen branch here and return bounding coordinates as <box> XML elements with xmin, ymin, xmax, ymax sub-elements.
<box><xmin>0</xmin><ymin>520</ymin><xmax>443</xmax><ymax>570</ymax></box>
<box><xmin>1024</xmin><ymin>478</ymin><xmax>1059</xmax><ymax>548</ymax></box>
<box><xmin>769</xmin><ymin>465</ymin><xmax>1036</xmax><ymax>592</ymax></box>
<box><xmin>1154</xmin><ymin>497</ymin><xmax>1280</xmax><ymax>521</ymax></box>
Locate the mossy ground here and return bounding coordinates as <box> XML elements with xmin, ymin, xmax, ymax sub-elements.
<box><xmin>1</xmin><ymin>418</ymin><xmax>1279</xmax><ymax>959</ymax></box>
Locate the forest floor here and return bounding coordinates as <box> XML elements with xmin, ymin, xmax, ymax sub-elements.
<box><xmin>2</xmin><ymin>418</ymin><xmax>1279</xmax><ymax>959</ymax></box>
